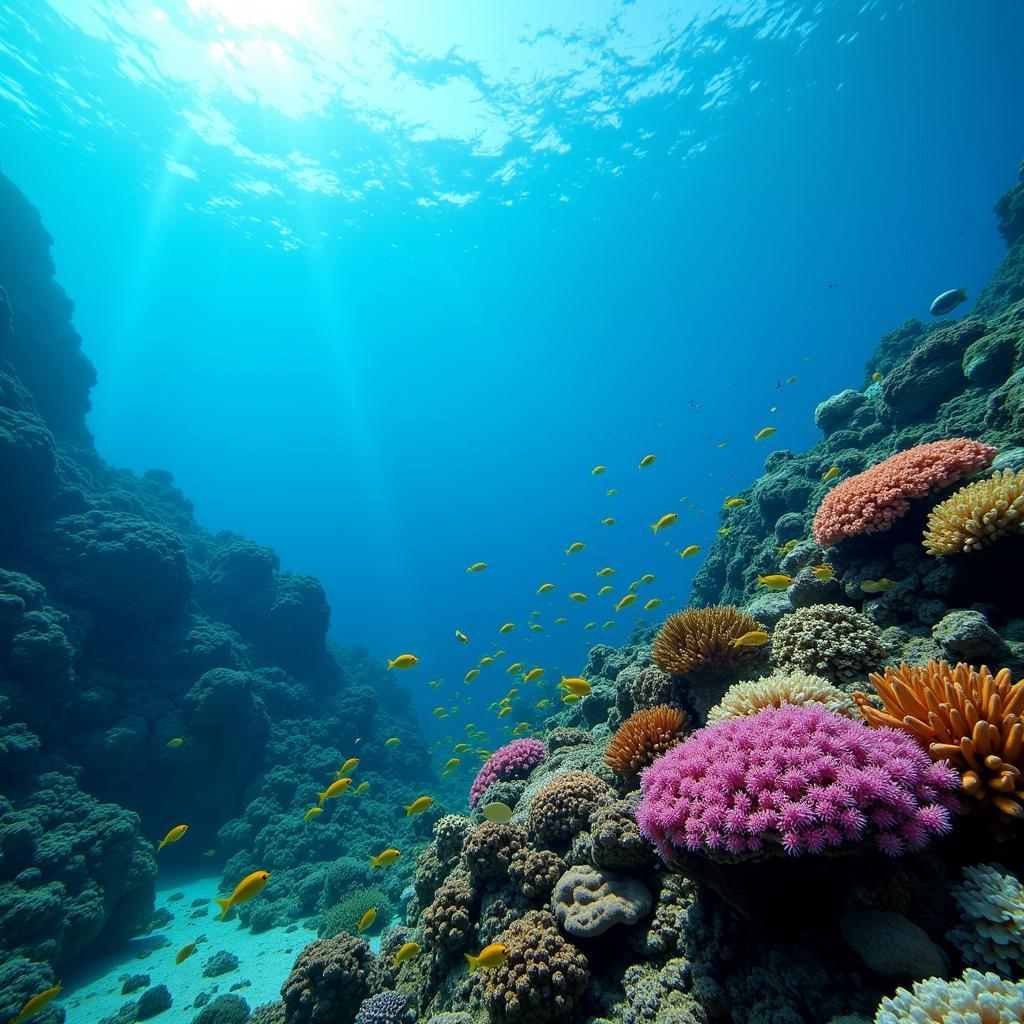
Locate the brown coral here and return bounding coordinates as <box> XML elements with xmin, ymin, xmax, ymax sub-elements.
<box><xmin>604</xmin><ymin>705</ymin><xmax>688</xmax><ymax>776</ymax></box>
<box><xmin>281</xmin><ymin>931</ymin><xmax>380</xmax><ymax>1024</ymax></box>
<box><xmin>855</xmin><ymin>661</ymin><xmax>1024</xmax><ymax>825</ymax></box>
<box><xmin>923</xmin><ymin>470</ymin><xmax>1024</xmax><ymax>555</ymax></box>
<box><xmin>508</xmin><ymin>848</ymin><xmax>565</xmax><ymax>901</ymax></box>
<box><xmin>422</xmin><ymin>871</ymin><xmax>476</xmax><ymax>952</ymax></box>
<box><xmin>652</xmin><ymin>606</ymin><xmax>765</xmax><ymax>676</ymax></box>
<box><xmin>479</xmin><ymin>910</ymin><xmax>588</xmax><ymax>1024</ymax></box>
<box><xmin>528</xmin><ymin>770</ymin><xmax>610</xmax><ymax>844</ymax></box>
<box><xmin>462</xmin><ymin>822</ymin><xmax>528</xmax><ymax>882</ymax></box>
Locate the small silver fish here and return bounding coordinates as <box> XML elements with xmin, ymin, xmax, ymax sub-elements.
<box><xmin>929</xmin><ymin>288</ymin><xmax>967</xmax><ymax>317</ymax></box>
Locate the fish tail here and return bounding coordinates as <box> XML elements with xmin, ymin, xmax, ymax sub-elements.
<box><xmin>386</xmin><ymin>660</ymin><xmax>394</xmax><ymax>670</ymax></box>
<box><xmin>651</xmin><ymin>524</ymin><xmax>659</xmax><ymax>534</ymax></box>
<box><xmin>369</xmin><ymin>856</ymin><xmax>379</xmax><ymax>870</ymax></box>
<box><xmin>404</xmin><ymin>805</ymin><xmax>412</xmax><ymax>816</ymax></box>
<box><xmin>214</xmin><ymin>898</ymin><xmax>232</xmax><ymax>920</ymax></box>
<box><xmin>156</xmin><ymin>840</ymin><xmax>166</xmax><ymax>852</ymax></box>
<box><xmin>317</xmin><ymin>792</ymin><xmax>326</xmax><ymax>805</ymax></box>
<box><xmin>465</xmin><ymin>954</ymin><xmax>479</xmax><ymax>973</ymax></box>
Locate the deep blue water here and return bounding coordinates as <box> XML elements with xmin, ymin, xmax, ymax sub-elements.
<box><xmin>1</xmin><ymin>0</ymin><xmax>1022</xmax><ymax>741</ymax></box>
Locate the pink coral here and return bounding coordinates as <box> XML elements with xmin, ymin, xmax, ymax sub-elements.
<box><xmin>636</xmin><ymin>704</ymin><xmax>959</xmax><ymax>860</ymax></box>
<box><xmin>470</xmin><ymin>739</ymin><xmax>546</xmax><ymax>807</ymax></box>
<box><xmin>812</xmin><ymin>438</ymin><xmax>997</xmax><ymax>547</ymax></box>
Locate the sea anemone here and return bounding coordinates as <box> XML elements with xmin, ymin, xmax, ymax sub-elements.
<box><xmin>605</xmin><ymin>705</ymin><xmax>689</xmax><ymax>776</ymax></box>
<box><xmin>652</xmin><ymin>606</ymin><xmax>764</xmax><ymax>676</ymax></box>
<box><xmin>923</xmin><ymin>469</ymin><xmax>1024</xmax><ymax>555</ymax></box>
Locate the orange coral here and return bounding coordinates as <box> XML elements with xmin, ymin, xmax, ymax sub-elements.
<box><xmin>923</xmin><ymin>470</ymin><xmax>1024</xmax><ymax>555</ymax></box>
<box><xmin>605</xmin><ymin>705</ymin><xmax>689</xmax><ymax>776</ymax></box>
<box><xmin>652</xmin><ymin>606</ymin><xmax>764</xmax><ymax>676</ymax></box>
<box><xmin>855</xmin><ymin>661</ymin><xmax>1024</xmax><ymax>825</ymax></box>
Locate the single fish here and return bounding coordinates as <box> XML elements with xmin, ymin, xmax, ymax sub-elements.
<box><xmin>723</xmin><ymin>498</ymin><xmax>746</xmax><ymax>508</ymax></box>
<box><xmin>523</xmin><ymin>668</ymin><xmax>544</xmax><ymax>683</ymax></box>
<box><xmin>166</xmin><ymin>737</ymin><xmax>184</xmax><ymax>748</ymax></box>
<box><xmin>607</xmin><ymin>488</ymin><xmax>619</xmax><ymax>495</ymax></box>
<box><xmin>444</xmin><ymin>757</ymin><xmax>461</xmax><ymax>770</ymax></box>
<box><xmin>569</xmin><ymin>592</ymin><xmax>588</xmax><ymax>603</ymax></box>
<box><xmin>498</xmin><ymin>706</ymin><xmax>513</xmax><ymax>718</ymax></box>
<box><xmin>597</xmin><ymin>585</ymin><xmax>613</xmax><ymax>596</ymax></box>
<box><xmin>466</xmin><ymin>943</ymin><xmax>511</xmax><ymax>972</ymax></box>
<box><xmin>499</xmin><ymin>622</ymin><xmax>516</xmax><ymax>634</ymax></box>
<box><xmin>203</xmin><ymin>849</ymin><xmax>217</xmax><ymax>858</ymax></box>
<box><xmin>615</xmin><ymin>594</ymin><xmax>637</xmax><ymax>612</ymax></box>
<box><xmin>602</xmin><ymin>517</ymin><xmax>616</xmax><ymax>526</ymax></box>
<box><xmin>535</xmin><ymin>699</ymin><xmax>550</xmax><ymax>709</ymax></box>
<box><xmin>10</xmin><ymin>984</ymin><xmax>62</xmax><ymax>1024</ymax></box>
<box><xmin>214</xmin><ymin>870</ymin><xmax>270</xmax><ymax>920</ymax></box>
<box><xmin>387</xmin><ymin>654</ymin><xmax>419</xmax><ymax>670</ymax></box>
<box><xmin>481</xmin><ymin>801</ymin><xmax>513</xmax><ymax>824</ymax></box>
<box><xmin>730</xmin><ymin>630</ymin><xmax>771</xmax><ymax>648</ymax></box>
<box><xmin>591</xmin><ymin>465</ymin><xmax>606</xmax><ymax>475</ymax></box>
<box><xmin>175</xmin><ymin>941</ymin><xmax>198</xmax><ymax>965</ymax></box>
<box><xmin>717</xmin><ymin>527</ymin><xmax>730</xmax><ymax>536</ymax></box>
<box><xmin>455</xmin><ymin>629</ymin><xmax>469</xmax><ymax>643</ymax></box>
<box><xmin>602</xmin><ymin>621</ymin><xmax>615</xmax><ymax>629</ymax></box>
<box><xmin>536</xmin><ymin>583</ymin><xmax>555</xmax><ymax>594</ymax></box>
<box><xmin>506</xmin><ymin>662</ymin><xmax>524</xmax><ymax>674</ymax></box>
<box><xmin>479</xmin><ymin>656</ymin><xmax>494</xmax><ymax>666</ymax></box>
<box><xmin>318</xmin><ymin>778</ymin><xmax>352</xmax><ymax>805</ymax></box>
<box><xmin>639</xmin><ymin>574</ymin><xmax>656</xmax><ymax>585</ymax></box>
<box><xmin>369</xmin><ymin>848</ymin><xmax>401</xmax><ymax>870</ymax></box>
<box><xmin>872</xmin><ymin>371</ymin><xmax>883</xmax><ymax>382</ymax></box>
<box><xmin>466</xmin><ymin>562</ymin><xmax>488</xmax><ymax>573</ymax></box>
<box><xmin>394</xmin><ymin>941</ymin><xmax>421</xmax><ymax>964</ymax></box>
<box><xmin>821</xmin><ymin>466</ymin><xmax>840</xmax><ymax>482</ymax></box>
<box><xmin>861</xmin><ymin>577</ymin><xmax>896</xmax><ymax>593</ymax></box>
<box><xmin>559</xmin><ymin>677</ymin><xmax>591</xmax><ymax>697</ymax></box>
<box><xmin>638</xmin><ymin>454</ymin><xmax>657</xmax><ymax>468</ymax></box>
<box><xmin>157</xmin><ymin>824</ymin><xmax>189</xmax><ymax>852</ymax></box>
<box><xmin>554</xmin><ymin>616</ymin><xmax>568</xmax><ymax>624</ymax></box>
<box><xmin>338</xmin><ymin>757</ymin><xmax>359</xmax><ymax>775</ymax></box>
<box><xmin>464</xmin><ymin>669</ymin><xmax>480</xmax><ymax>683</ymax></box>
<box><xmin>358</xmin><ymin>908</ymin><xmax>377</xmax><ymax>933</ymax></box>
<box><xmin>679</xmin><ymin>545</ymin><xmax>701</xmax><ymax>558</ymax></box>
<box><xmin>596</xmin><ymin>567</ymin><xmax>615</xmax><ymax>577</ymax></box>
<box><xmin>811</xmin><ymin>565</ymin><xmax>835</xmax><ymax>581</ymax></box>
<box><xmin>566</xmin><ymin>541</ymin><xmax>585</xmax><ymax>555</ymax></box>
<box><xmin>777</xmin><ymin>539</ymin><xmax>799</xmax><ymax>554</ymax></box>
<box><xmin>353</xmin><ymin>781</ymin><xmax>370</xmax><ymax>795</ymax></box>
<box><xmin>651</xmin><ymin>513</ymin><xmax>678</xmax><ymax>534</ymax></box>
<box><xmin>753</xmin><ymin>427</ymin><xmax>776</xmax><ymax>441</ymax></box>
<box><xmin>303</xmin><ymin>807</ymin><xmax>323</xmax><ymax>822</ymax></box>
<box><xmin>404</xmin><ymin>796</ymin><xmax>434</xmax><ymax>816</ymax></box>
<box><xmin>930</xmin><ymin>287</ymin><xmax>967</xmax><ymax>316</ymax></box>
<box><xmin>758</xmin><ymin>574</ymin><xmax>794</xmax><ymax>591</ymax></box>
<box><xmin>528</xmin><ymin>622</ymin><xmax>544</xmax><ymax>632</ymax></box>
<box><xmin>643</xmin><ymin>598</ymin><xmax>662</xmax><ymax>611</ymax></box>
<box><xmin>562</xmin><ymin>693</ymin><xmax>580</xmax><ymax>704</ymax></box>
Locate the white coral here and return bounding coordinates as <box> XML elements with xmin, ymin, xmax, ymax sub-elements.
<box><xmin>706</xmin><ymin>670</ymin><xmax>855</xmax><ymax>724</ymax></box>
<box><xmin>948</xmin><ymin>864</ymin><xmax>1024</xmax><ymax>977</ymax></box>
<box><xmin>874</xmin><ymin>969</ymin><xmax>1024</xmax><ymax>1023</ymax></box>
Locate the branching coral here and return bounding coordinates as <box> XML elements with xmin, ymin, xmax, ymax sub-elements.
<box><xmin>637</xmin><ymin>704</ymin><xmax>959</xmax><ymax>860</ymax></box>
<box><xmin>652</xmin><ymin>606</ymin><xmax>765</xmax><ymax>676</ymax></box>
<box><xmin>812</xmin><ymin>437</ymin><xmax>997</xmax><ymax>547</ymax></box>
<box><xmin>771</xmin><ymin>604</ymin><xmax>885</xmax><ymax>687</ymax></box>
<box><xmin>873</xmin><ymin>969</ymin><xmax>1024</xmax><ymax>1024</ymax></box>
<box><xmin>470</xmin><ymin>740</ymin><xmax>546</xmax><ymax>808</ymax></box>
<box><xmin>923</xmin><ymin>469</ymin><xmax>1024</xmax><ymax>555</ymax></box>
<box><xmin>855</xmin><ymin>661</ymin><xmax>1024</xmax><ymax>825</ymax></box>
<box><xmin>527</xmin><ymin>771</ymin><xmax>610</xmax><ymax>845</ymax></box>
<box><xmin>948</xmin><ymin>864</ymin><xmax>1024</xmax><ymax>977</ymax></box>
<box><xmin>605</xmin><ymin>705</ymin><xmax>689</xmax><ymax>776</ymax></box>
<box><xmin>707</xmin><ymin>671</ymin><xmax>856</xmax><ymax>724</ymax></box>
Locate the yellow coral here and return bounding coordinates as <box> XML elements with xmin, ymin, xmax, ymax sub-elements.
<box><xmin>923</xmin><ymin>469</ymin><xmax>1024</xmax><ymax>555</ymax></box>
<box><xmin>652</xmin><ymin>606</ymin><xmax>764</xmax><ymax>676</ymax></box>
<box><xmin>706</xmin><ymin>671</ymin><xmax>856</xmax><ymax>724</ymax></box>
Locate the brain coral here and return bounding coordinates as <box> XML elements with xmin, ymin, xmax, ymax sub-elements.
<box><xmin>281</xmin><ymin>931</ymin><xmax>379</xmax><ymax>1024</ymax></box>
<box><xmin>605</xmin><ymin>705</ymin><xmax>689</xmax><ymax>776</ymax></box>
<box><xmin>812</xmin><ymin>437</ymin><xmax>997</xmax><ymax>547</ymax></box>
<box><xmin>652</xmin><ymin>606</ymin><xmax>765</xmax><ymax>676</ymax></box>
<box><xmin>528</xmin><ymin>770</ymin><xmax>610</xmax><ymax>844</ymax></box>
<box><xmin>462</xmin><ymin>822</ymin><xmax>528</xmax><ymax>881</ymax></box>
<box><xmin>551</xmin><ymin>865</ymin><xmax>652</xmax><ymax>938</ymax></box>
<box><xmin>637</xmin><ymin>704</ymin><xmax>959</xmax><ymax>860</ymax></box>
<box><xmin>923</xmin><ymin>469</ymin><xmax>1024</xmax><ymax>555</ymax></box>
<box><xmin>873</xmin><ymin>969</ymin><xmax>1024</xmax><ymax>1024</ymax></box>
<box><xmin>856</xmin><ymin>661</ymin><xmax>1024</xmax><ymax>826</ymax></box>
<box><xmin>948</xmin><ymin>864</ymin><xmax>1024</xmax><ymax>977</ymax></box>
<box><xmin>479</xmin><ymin>910</ymin><xmax>588</xmax><ymax>1024</ymax></box>
<box><xmin>771</xmin><ymin>604</ymin><xmax>885</xmax><ymax>687</ymax></box>
<box><xmin>470</xmin><ymin>740</ymin><xmax>546</xmax><ymax>808</ymax></box>
<box><xmin>707</xmin><ymin>671</ymin><xmax>856</xmax><ymax>724</ymax></box>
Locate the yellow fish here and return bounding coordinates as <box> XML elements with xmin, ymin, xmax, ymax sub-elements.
<box><xmin>428</xmin><ymin>680</ymin><xmax>443</xmax><ymax>689</ymax></box>
<box><xmin>596</xmin><ymin>568</ymin><xmax>615</xmax><ymax>579</ymax></box>
<box><xmin>597</xmin><ymin>585</ymin><xmax>613</xmax><ymax>596</ymax></box>
<box><xmin>861</xmin><ymin>578</ymin><xmax>896</xmax><ymax>593</ymax></box>
<box><xmin>523</xmin><ymin>668</ymin><xmax>544</xmax><ymax>683</ymax></box>
<box><xmin>454</xmin><ymin>743</ymin><xmax>471</xmax><ymax>753</ymax></box>
<box><xmin>394</xmin><ymin>941</ymin><xmax>421</xmax><ymax>965</ymax></box>
<box><xmin>404</xmin><ymin>796</ymin><xmax>434</xmax><ymax>816</ymax></box>
<box><xmin>615</xmin><ymin>594</ymin><xmax>637</xmax><ymax>612</ymax></box>
<box><xmin>607</xmin><ymin>488</ymin><xmax>619</xmax><ymax>495</ymax></box>
<box><xmin>723</xmin><ymin>498</ymin><xmax>746</xmax><ymax>508</ymax></box>
<box><xmin>479</xmin><ymin>656</ymin><xmax>494</xmax><ymax>666</ymax></box>
<box><xmin>166</xmin><ymin>737</ymin><xmax>184</xmax><ymax>748</ymax></box>
<box><xmin>628</xmin><ymin>581</ymin><xmax>640</xmax><ymax>592</ymax></box>
<box><xmin>432</xmin><ymin>707</ymin><xmax>447</xmax><ymax>717</ymax></box>
<box><xmin>821</xmin><ymin>466</ymin><xmax>840</xmax><ymax>482</ymax></box>
<box><xmin>754</xmin><ymin>427</ymin><xmax>776</xmax><ymax>441</ymax></box>
<box><xmin>537</xmin><ymin>583</ymin><xmax>555</xmax><ymax>594</ymax></box>
<box><xmin>387</xmin><ymin>654</ymin><xmax>419</xmax><ymax>670</ymax></box>
<box><xmin>214</xmin><ymin>870</ymin><xmax>270</xmax><ymax>920</ymax></box>
<box><xmin>872</xmin><ymin>371</ymin><xmax>883</xmax><ymax>382</ymax></box>
<box><xmin>498</xmin><ymin>706</ymin><xmax>513</xmax><ymax>718</ymax></box>
<box><xmin>592</xmin><ymin>465</ymin><xmax>606</xmax><ymax>475</ymax></box>
<box><xmin>638</xmin><ymin>454</ymin><xmax>657</xmax><ymax>468</ymax></box>
<box><xmin>338</xmin><ymin>757</ymin><xmax>359</xmax><ymax>775</ymax></box>
<box><xmin>466</xmin><ymin>943</ymin><xmax>511</xmax><ymax>972</ymax></box>
<box><xmin>455</xmin><ymin>629</ymin><xmax>469</xmax><ymax>643</ymax></box>
<box><xmin>481</xmin><ymin>802</ymin><xmax>513</xmax><ymax>824</ymax></box>
<box><xmin>465</xmin><ymin>669</ymin><xmax>480</xmax><ymax>683</ymax></box>
<box><xmin>562</xmin><ymin>693</ymin><xmax>581</xmax><ymax>704</ymax></box>
<box><xmin>639</xmin><ymin>574</ymin><xmax>656</xmax><ymax>585</ymax></box>
<box><xmin>560</xmin><ymin>677</ymin><xmax>591</xmax><ymax>697</ymax></box>
<box><xmin>318</xmin><ymin>778</ymin><xmax>352</xmax><ymax>804</ymax></box>
<box><xmin>303</xmin><ymin>807</ymin><xmax>323</xmax><ymax>822</ymax></box>
<box><xmin>679</xmin><ymin>545</ymin><xmax>701</xmax><ymax>559</ymax></box>
<box><xmin>507</xmin><ymin>662</ymin><xmax>524</xmax><ymax>674</ymax></box>
<box><xmin>529</xmin><ymin>623</ymin><xmax>544</xmax><ymax>632</ymax></box>
<box><xmin>495</xmin><ymin>650</ymin><xmax>507</xmax><ymax>657</ymax></box>
<box><xmin>811</xmin><ymin>565</ymin><xmax>834</xmax><ymax>581</ymax></box>
<box><xmin>499</xmin><ymin>623</ymin><xmax>516</xmax><ymax>634</ymax></box>
<box><xmin>602</xmin><ymin>517</ymin><xmax>616</xmax><ymax>526</ymax></box>
<box><xmin>758</xmin><ymin>574</ymin><xmax>794</xmax><ymax>591</ymax></box>
<box><xmin>569</xmin><ymin>593</ymin><xmax>588</xmax><ymax>603</ymax></box>
<box><xmin>566</xmin><ymin>542</ymin><xmax>585</xmax><ymax>555</ymax></box>
<box><xmin>536</xmin><ymin>699</ymin><xmax>550</xmax><ymax>709</ymax></box>
<box><xmin>358</xmin><ymin>908</ymin><xmax>377</xmax><ymax>933</ymax></box>
<box><xmin>602</xmin><ymin>621</ymin><xmax>615</xmax><ymax>630</ymax></box>
<box><xmin>506</xmin><ymin>688</ymin><xmax>519</xmax><ymax>698</ymax></box>
<box><xmin>554</xmin><ymin>617</ymin><xmax>568</xmax><ymax>624</ymax></box>
<box><xmin>777</xmin><ymin>539</ymin><xmax>799</xmax><ymax>554</ymax></box>
<box><xmin>530</xmin><ymin>610</ymin><xmax>541</xmax><ymax>618</ymax></box>
<box><xmin>444</xmin><ymin>757</ymin><xmax>461</xmax><ymax>770</ymax></box>
<box><xmin>175</xmin><ymin>942</ymin><xmax>197</xmax><ymax>965</ymax></box>
<box><xmin>157</xmin><ymin>824</ymin><xmax>189</xmax><ymax>852</ymax></box>
<box><xmin>652</xmin><ymin>513</ymin><xmax>679</xmax><ymax>534</ymax></box>
<box><xmin>643</xmin><ymin>599</ymin><xmax>662</xmax><ymax>611</ymax></box>
<box><xmin>584</xmin><ymin>622</ymin><xmax>596</xmax><ymax>630</ymax></box>
<box><xmin>717</xmin><ymin>527</ymin><xmax>730</xmax><ymax>536</ymax></box>
<box><xmin>385</xmin><ymin>737</ymin><xmax>402</xmax><ymax>747</ymax></box>
<box><xmin>354</xmin><ymin>781</ymin><xmax>370</xmax><ymax>796</ymax></box>
<box><xmin>370</xmin><ymin>848</ymin><xmax>401</xmax><ymax>870</ymax></box>
<box><xmin>730</xmin><ymin>630</ymin><xmax>771</xmax><ymax>648</ymax></box>
<box><xmin>466</xmin><ymin>562</ymin><xmax>487</xmax><ymax>573</ymax></box>
<box><xmin>10</xmin><ymin>984</ymin><xmax>62</xmax><ymax>1024</ymax></box>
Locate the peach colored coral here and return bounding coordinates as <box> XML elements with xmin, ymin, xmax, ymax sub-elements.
<box><xmin>812</xmin><ymin>438</ymin><xmax>997</xmax><ymax>547</ymax></box>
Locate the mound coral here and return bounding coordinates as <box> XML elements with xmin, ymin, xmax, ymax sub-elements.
<box><xmin>812</xmin><ymin>437</ymin><xmax>997</xmax><ymax>547</ymax></box>
<box><xmin>479</xmin><ymin>910</ymin><xmax>588</xmax><ymax>1024</ymax></box>
<box><xmin>948</xmin><ymin>864</ymin><xmax>1024</xmax><ymax>976</ymax></box>
<box><xmin>353</xmin><ymin>992</ymin><xmax>407</xmax><ymax>1024</ymax></box>
<box><xmin>771</xmin><ymin>604</ymin><xmax>885</xmax><ymax>687</ymax></box>
<box><xmin>508</xmin><ymin>848</ymin><xmax>565</xmax><ymax>901</ymax></box>
<box><xmin>605</xmin><ymin>705</ymin><xmax>689</xmax><ymax>776</ymax></box>
<box><xmin>551</xmin><ymin>865</ymin><xmax>652</xmax><ymax>938</ymax></box>
<box><xmin>422</xmin><ymin>872</ymin><xmax>476</xmax><ymax>952</ymax></box>
<box><xmin>637</xmin><ymin>704</ymin><xmax>959</xmax><ymax>860</ymax></box>
<box><xmin>707</xmin><ymin>671</ymin><xmax>856</xmax><ymax>724</ymax></box>
<box><xmin>528</xmin><ymin>771</ymin><xmax>611</xmax><ymax>845</ymax></box>
<box><xmin>652</xmin><ymin>606</ymin><xmax>765</xmax><ymax>676</ymax></box>
<box><xmin>470</xmin><ymin>740</ymin><xmax>546</xmax><ymax>808</ymax></box>
<box><xmin>462</xmin><ymin>822</ymin><xmax>528</xmax><ymax>882</ymax></box>
<box><xmin>873</xmin><ymin>969</ymin><xmax>1024</xmax><ymax>1024</ymax></box>
<box><xmin>433</xmin><ymin>814</ymin><xmax>473</xmax><ymax>863</ymax></box>
<box><xmin>856</xmin><ymin>661</ymin><xmax>1024</xmax><ymax>825</ymax></box>
<box><xmin>589</xmin><ymin>798</ymin><xmax>658</xmax><ymax>870</ymax></box>
<box><xmin>923</xmin><ymin>469</ymin><xmax>1024</xmax><ymax>555</ymax></box>
<box><xmin>281</xmin><ymin>931</ymin><xmax>380</xmax><ymax>1024</ymax></box>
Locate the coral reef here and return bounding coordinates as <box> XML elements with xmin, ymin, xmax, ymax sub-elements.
<box><xmin>873</xmin><ymin>969</ymin><xmax>1024</xmax><ymax>1023</ymax></box>
<box><xmin>527</xmin><ymin>771</ymin><xmax>610</xmax><ymax>845</ymax></box>
<box><xmin>948</xmin><ymin>863</ymin><xmax>1024</xmax><ymax>976</ymax></box>
<box><xmin>422</xmin><ymin>871</ymin><xmax>477</xmax><ymax>952</ymax></box>
<box><xmin>551</xmin><ymin>865</ymin><xmax>652</xmax><ymax>937</ymax></box>
<box><xmin>507</xmin><ymin>849</ymin><xmax>565</xmax><ymax>901</ymax></box>
<box><xmin>462</xmin><ymin>823</ymin><xmax>529</xmax><ymax>883</ymax></box>
<box><xmin>470</xmin><ymin>740</ymin><xmax>547</xmax><ymax>808</ymax></box>
<box><xmin>281</xmin><ymin>931</ymin><xmax>381</xmax><ymax>1024</ymax></box>
<box><xmin>770</xmin><ymin>604</ymin><xmax>886</xmax><ymax>687</ymax></box>
<box><xmin>605</xmin><ymin>705</ymin><xmax>689</xmax><ymax>776</ymax></box>
<box><xmin>923</xmin><ymin>469</ymin><xmax>1024</xmax><ymax>554</ymax></box>
<box><xmin>706</xmin><ymin>670</ymin><xmax>855</xmax><ymax>723</ymax></box>
<box><xmin>353</xmin><ymin>992</ymin><xmax>409</xmax><ymax>1024</ymax></box>
<box><xmin>652</xmin><ymin>606</ymin><xmax>765</xmax><ymax>677</ymax></box>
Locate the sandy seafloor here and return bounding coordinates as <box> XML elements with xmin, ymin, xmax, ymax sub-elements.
<box><xmin>60</xmin><ymin>874</ymin><xmax>384</xmax><ymax>1023</ymax></box>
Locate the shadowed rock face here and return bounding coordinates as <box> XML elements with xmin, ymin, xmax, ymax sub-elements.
<box><xmin>0</xmin><ymin>169</ymin><xmax>433</xmax><ymax>1018</ymax></box>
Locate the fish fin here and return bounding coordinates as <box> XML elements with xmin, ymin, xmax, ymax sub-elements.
<box><xmin>214</xmin><ymin>898</ymin><xmax>232</xmax><ymax>920</ymax></box>
<box><xmin>404</xmin><ymin>805</ymin><xmax>412</xmax><ymax>816</ymax></box>
<box><xmin>369</xmin><ymin>856</ymin><xmax>379</xmax><ymax>870</ymax></box>
<box><xmin>465</xmin><ymin>954</ymin><xmax>479</xmax><ymax>973</ymax></box>
<box><xmin>317</xmin><ymin>792</ymin><xmax>326</xmax><ymax>805</ymax></box>
<box><xmin>651</xmin><ymin>524</ymin><xmax>658</xmax><ymax>534</ymax></box>
<box><xmin>156</xmin><ymin>841</ymin><xmax>166</xmax><ymax>852</ymax></box>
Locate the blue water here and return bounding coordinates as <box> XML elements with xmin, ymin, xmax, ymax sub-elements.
<box><xmin>1</xmin><ymin>0</ymin><xmax>1022</xmax><ymax>742</ymax></box>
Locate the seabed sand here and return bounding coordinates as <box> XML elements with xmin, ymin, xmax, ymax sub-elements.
<box><xmin>61</xmin><ymin>874</ymin><xmax>381</xmax><ymax>1023</ymax></box>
